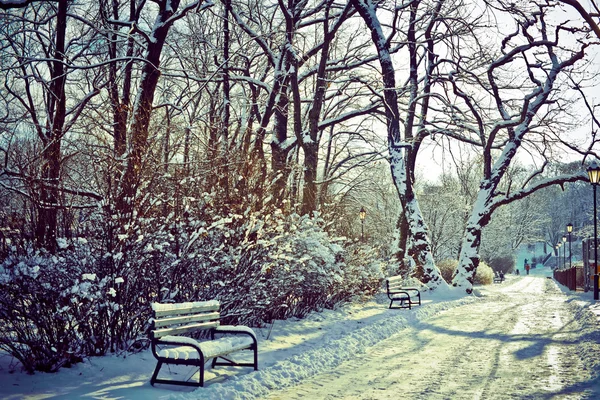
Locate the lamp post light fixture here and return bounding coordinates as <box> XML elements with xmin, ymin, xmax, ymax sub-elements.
<box><xmin>588</xmin><ymin>160</ymin><xmax>600</xmax><ymax>300</ymax></box>
<box><xmin>359</xmin><ymin>207</ymin><xmax>366</xmax><ymax>241</ymax></box>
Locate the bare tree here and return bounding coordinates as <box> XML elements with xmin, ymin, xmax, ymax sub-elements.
<box><xmin>348</xmin><ymin>0</ymin><xmax>459</xmax><ymax>288</ymax></box>
<box><xmin>0</xmin><ymin>1</ymin><xmax>103</xmax><ymax>251</ymax></box>
<box><xmin>449</xmin><ymin>1</ymin><xmax>594</xmax><ymax>292</ymax></box>
<box><xmin>559</xmin><ymin>0</ymin><xmax>600</xmax><ymax>39</ymax></box>
<box><xmin>113</xmin><ymin>0</ymin><xmax>209</xmax><ymax>221</ymax></box>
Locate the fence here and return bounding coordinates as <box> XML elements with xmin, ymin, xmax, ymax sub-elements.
<box><xmin>553</xmin><ymin>267</ymin><xmax>578</xmax><ymax>291</ymax></box>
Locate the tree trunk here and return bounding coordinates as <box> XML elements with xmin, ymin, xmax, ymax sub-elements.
<box><xmin>163</xmin><ymin>108</ymin><xmax>171</xmax><ymax>173</ymax></box>
<box><xmin>300</xmin><ymin>3</ymin><xmax>332</xmax><ymax>215</ymax></box>
<box><xmin>106</xmin><ymin>0</ymin><xmax>134</xmax><ymax>162</ymax></box>
<box><xmin>116</xmin><ymin>0</ymin><xmax>185</xmax><ymax>220</ymax></box>
<box><xmin>301</xmin><ymin>142</ymin><xmax>319</xmax><ymax>215</ymax></box>
<box><xmin>35</xmin><ymin>0</ymin><xmax>68</xmax><ymax>253</ymax></box>
<box><xmin>271</xmin><ymin>88</ymin><xmax>292</xmax><ymax>208</ymax></box>
<box><xmin>36</xmin><ymin>138</ymin><xmax>61</xmax><ymax>252</ymax></box>
<box><xmin>206</xmin><ymin>94</ymin><xmax>219</xmax><ymax>189</ymax></box>
<box><xmin>452</xmin><ymin>187</ymin><xmax>493</xmax><ymax>293</ymax></box>
<box><xmin>220</xmin><ymin>0</ymin><xmax>231</xmax><ymax>200</ymax></box>
<box><xmin>351</xmin><ymin>0</ymin><xmax>445</xmax><ymax>289</ymax></box>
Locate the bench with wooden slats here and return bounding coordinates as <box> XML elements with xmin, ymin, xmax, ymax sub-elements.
<box><xmin>385</xmin><ymin>275</ymin><xmax>421</xmax><ymax>309</ymax></box>
<box><xmin>149</xmin><ymin>300</ymin><xmax>258</xmax><ymax>387</ymax></box>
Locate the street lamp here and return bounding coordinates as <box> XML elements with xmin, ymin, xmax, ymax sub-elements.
<box><xmin>588</xmin><ymin>160</ymin><xmax>600</xmax><ymax>300</ymax></box>
<box><xmin>567</xmin><ymin>223</ymin><xmax>573</xmax><ymax>270</ymax></box>
<box><xmin>557</xmin><ymin>242</ymin><xmax>562</xmax><ymax>270</ymax></box>
<box><xmin>562</xmin><ymin>235</ymin><xmax>567</xmax><ymax>270</ymax></box>
<box><xmin>359</xmin><ymin>207</ymin><xmax>366</xmax><ymax>241</ymax></box>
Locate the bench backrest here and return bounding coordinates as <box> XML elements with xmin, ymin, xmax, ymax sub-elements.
<box><xmin>151</xmin><ymin>300</ymin><xmax>221</xmax><ymax>339</ymax></box>
<box><xmin>386</xmin><ymin>275</ymin><xmax>404</xmax><ymax>292</ymax></box>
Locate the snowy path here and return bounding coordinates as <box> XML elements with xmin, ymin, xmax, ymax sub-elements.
<box><xmin>265</xmin><ymin>275</ymin><xmax>600</xmax><ymax>399</ymax></box>
<box><xmin>3</xmin><ymin>271</ymin><xmax>600</xmax><ymax>399</ymax></box>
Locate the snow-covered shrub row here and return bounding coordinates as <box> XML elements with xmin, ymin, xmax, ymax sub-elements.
<box><xmin>0</xmin><ymin>210</ymin><xmax>385</xmax><ymax>373</ymax></box>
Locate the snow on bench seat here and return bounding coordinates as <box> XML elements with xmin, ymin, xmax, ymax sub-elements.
<box><xmin>158</xmin><ymin>335</ymin><xmax>255</xmax><ymax>360</ymax></box>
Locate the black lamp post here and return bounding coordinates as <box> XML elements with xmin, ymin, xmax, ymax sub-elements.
<box><xmin>588</xmin><ymin>161</ymin><xmax>600</xmax><ymax>300</ymax></box>
<box><xmin>359</xmin><ymin>207</ymin><xmax>366</xmax><ymax>241</ymax></box>
<box><xmin>567</xmin><ymin>223</ymin><xmax>573</xmax><ymax>270</ymax></box>
<box><xmin>562</xmin><ymin>235</ymin><xmax>567</xmax><ymax>270</ymax></box>
<box><xmin>557</xmin><ymin>242</ymin><xmax>562</xmax><ymax>270</ymax></box>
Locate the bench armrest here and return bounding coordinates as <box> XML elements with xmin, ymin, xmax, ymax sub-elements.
<box><xmin>388</xmin><ymin>288</ymin><xmax>420</xmax><ymax>295</ymax></box>
<box><xmin>213</xmin><ymin>325</ymin><xmax>257</xmax><ymax>342</ymax></box>
<box><xmin>399</xmin><ymin>287</ymin><xmax>421</xmax><ymax>293</ymax></box>
<box><xmin>152</xmin><ymin>335</ymin><xmax>203</xmax><ymax>359</ymax></box>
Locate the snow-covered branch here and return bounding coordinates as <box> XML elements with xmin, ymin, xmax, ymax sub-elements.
<box><xmin>492</xmin><ymin>171</ymin><xmax>588</xmax><ymax>210</ymax></box>
<box><xmin>0</xmin><ymin>0</ymin><xmax>48</xmax><ymax>9</ymax></box>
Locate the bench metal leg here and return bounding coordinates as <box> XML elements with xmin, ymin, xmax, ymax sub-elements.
<box><xmin>200</xmin><ymin>360</ymin><xmax>204</xmax><ymax>387</ymax></box>
<box><xmin>212</xmin><ymin>355</ymin><xmax>256</xmax><ymax>368</ymax></box>
<box><xmin>211</xmin><ymin>346</ymin><xmax>258</xmax><ymax>371</ymax></box>
<box><xmin>254</xmin><ymin>345</ymin><xmax>258</xmax><ymax>370</ymax></box>
<box><xmin>150</xmin><ymin>360</ymin><xmax>205</xmax><ymax>387</ymax></box>
<box><xmin>150</xmin><ymin>361</ymin><xmax>163</xmax><ymax>386</ymax></box>
<box><xmin>389</xmin><ymin>298</ymin><xmax>412</xmax><ymax>309</ymax></box>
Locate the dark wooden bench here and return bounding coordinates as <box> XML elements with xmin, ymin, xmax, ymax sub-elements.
<box><xmin>149</xmin><ymin>300</ymin><xmax>258</xmax><ymax>387</ymax></box>
<box><xmin>385</xmin><ymin>275</ymin><xmax>421</xmax><ymax>309</ymax></box>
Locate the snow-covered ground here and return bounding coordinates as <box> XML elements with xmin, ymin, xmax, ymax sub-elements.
<box><xmin>2</xmin><ymin>266</ymin><xmax>600</xmax><ymax>399</ymax></box>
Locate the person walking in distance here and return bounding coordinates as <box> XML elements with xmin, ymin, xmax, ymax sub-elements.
<box><xmin>525</xmin><ymin>262</ymin><xmax>530</xmax><ymax>275</ymax></box>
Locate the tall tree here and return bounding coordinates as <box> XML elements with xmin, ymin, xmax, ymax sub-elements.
<box><xmin>349</xmin><ymin>0</ymin><xmax>448</xmax><ymax>288</ymax></box>
<box><xmin>114</xmin><ymin>0</ymin><xmax>208</xmax><ymax>221</ymax></box>
<box><xmin>0</xmin><ymin>0</ymin><xmax>102</xmax><ymax>251</ymax></box>
<box><xmin>450</xmin><ymin>2</ymin><xmax>593</xmax><ymax>292</ymax></box>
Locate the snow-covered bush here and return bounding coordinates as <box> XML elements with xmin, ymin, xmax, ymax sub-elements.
<box><xmin>0</xmin><ymin>244</ymin><xmax>113</xmax><ymax>373</ymax></box>
<box><xmin>340</xmin><ymin>244</ymin><xmax>386</xmax><ymax>300</ymax></box>
<box><xmin>0</xmin><ymin>207</ymin><xmax>386</xmax><ymax>373</ymax></box>
<box><xmin>474</xmin><ymin>261</ymin><xmax>494</xmax><ymax>285</ymax></box>
<box><xmin>164</xmin><ymin>209</ymin><xmax>384</xmax><ymax>324</ymax></box>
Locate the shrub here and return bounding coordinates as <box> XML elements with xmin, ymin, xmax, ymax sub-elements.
<box><xmin>485</xmin><ymin>255</ymin><xmax>515</xmax><ymax>275</ymax></box>
<box><xmin>336</xmin><ymin>243</ymin><xmax>385</xmax><ymax>301</ymax></box>
<box><xmin>0</xmin><ymin>244</ymin><xmax>117</xmax><ymax>373</ymax></box>
<box><xmin>0</xmin><ymin>209</ymin><xmax>386</xmax><ymax>373</ymax></box>
<box><xmin>437</xmin><ymin>259</ymin><xmax>458</xmax><ymax>283</ymax></box>
<box><xmin>474</xmin><ymin>261</ymin><xmax>494</xmax><ymax>285</ymax></box>
<box><xmin>435</xmin><ymin>258</ymin><xmax>493</xmax><ymax>286</ymax></box>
